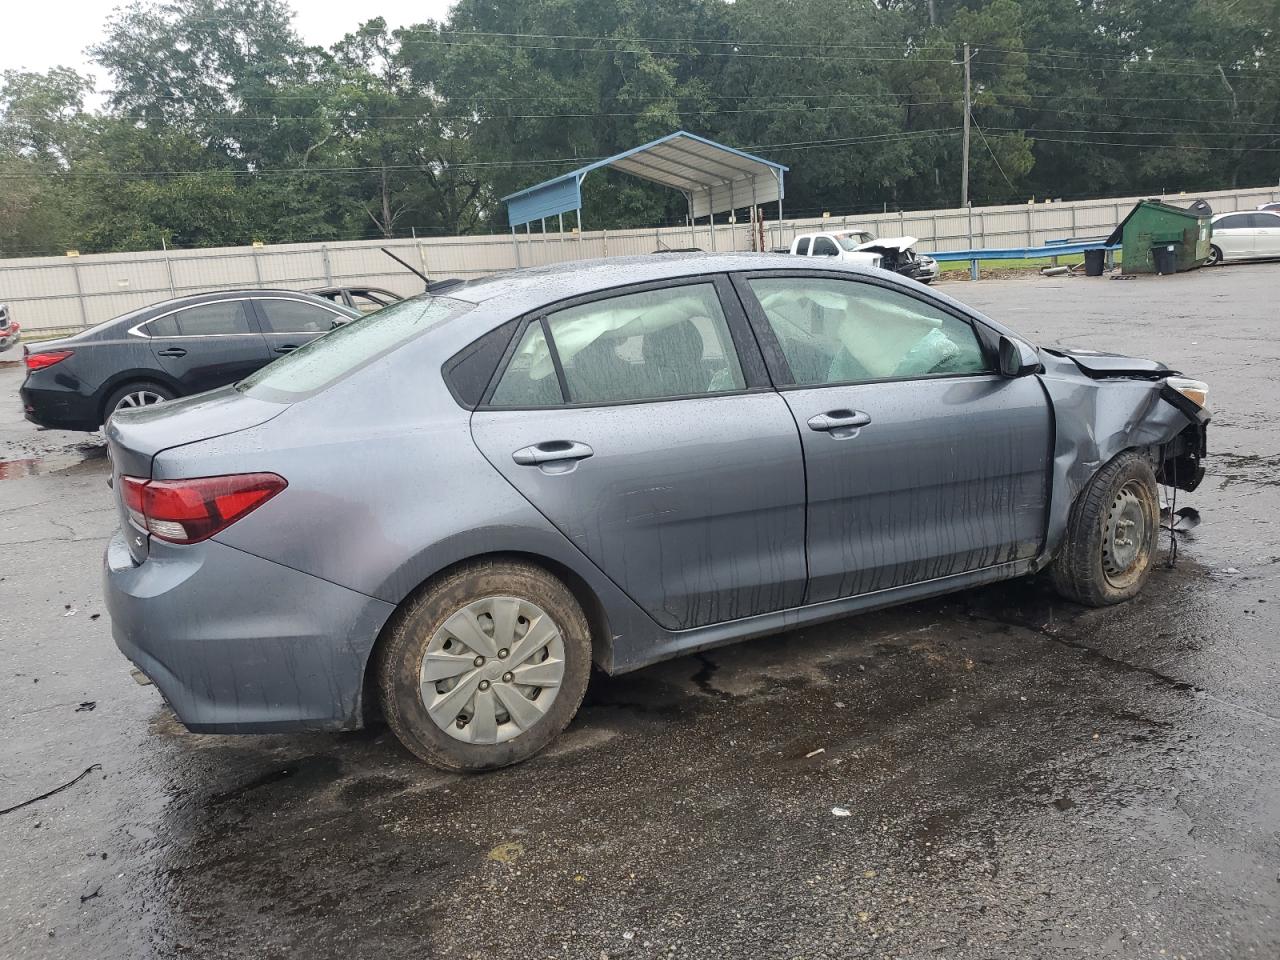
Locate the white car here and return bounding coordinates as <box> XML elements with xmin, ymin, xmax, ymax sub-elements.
<box><xmin>789</xmin><ymin>231</ymin><xmax>939</xmax><ymax>283</ymax></box>
<box><xmin>789</xmin><ymin>231</ymin><xmax>882</xmax><ymax>268</ymax></box>
<box><xmin>1207</xmin><ymin>210</ymin><xmax>1280</xmax><ymax>265</ymax></box>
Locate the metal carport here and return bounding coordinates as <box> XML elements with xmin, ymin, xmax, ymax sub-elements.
<box><xmin>501</xmin><ymin>130</ymin><xmax>788</xmax><ymax>254</ymax></box>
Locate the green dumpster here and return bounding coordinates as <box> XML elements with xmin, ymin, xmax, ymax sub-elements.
<box><xmin>1106</xmin><ymin>199</ymin><xmax>1213</xmax><ymax>274</ymax></box>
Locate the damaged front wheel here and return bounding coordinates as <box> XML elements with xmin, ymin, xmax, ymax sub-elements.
<box><xmin>1050</xmin><ymin>451</ymin><xmax>1160</xmax><ymax>606</ymax></box>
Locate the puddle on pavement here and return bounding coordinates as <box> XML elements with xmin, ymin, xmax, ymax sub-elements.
<box><xmin>0</xmin><ymin>444</ymin><xmax>107</xmax><ymax>480</ymax></box>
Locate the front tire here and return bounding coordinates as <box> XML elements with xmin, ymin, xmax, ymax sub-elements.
<box><xmin>1051</xmin><ymin>451</ymin><xmax>1160</xmax><ymax>606</ymax></box>
<box><xmin>1206</xmin><ymin>244</ymin><xmax>1223</xmax><ymax>266</ymax></box>
<box><xmin>376</xmin><ymin>560</ymin><xmax>592</xmax><ymax>771</ymax></box>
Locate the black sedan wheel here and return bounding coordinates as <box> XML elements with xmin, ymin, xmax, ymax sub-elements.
<box><xmin>105</xmin><ymin>381</ymin><xmax>175</xmax><ymax>422</ymax></box>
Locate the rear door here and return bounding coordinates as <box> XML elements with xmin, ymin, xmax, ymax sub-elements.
<box><xmin>251</xmin><ymin>297</ymin><xmax>351</xmax><ymax>357</ymax></box>
<box><xmin>1213</xmin><ymin>213</ymin><xmax>1256</xmax><ymax>260</ymax></box>
<box><xmin>145</xmin><ymin>299</ymin><xmax>272</xmax><ymax>393</ymax></box>
<box><xmin>733</xmin><ymin>271</ymin><xmax>1053</xmax><ymax>603</ymax></box>
<box><xmin>469</xmin><ymin>276</ymin><xmax>808</xmax><ymax>631</ymax></box>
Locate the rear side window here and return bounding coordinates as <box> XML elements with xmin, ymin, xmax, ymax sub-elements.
<box><xmin>256</xmin><ymin>299</ymin><xmax>341</xmax><ymax>334</ymax></box>
<box><xmin>444</xmin><ymin>318</ymin><xmax>520</xmax><ymax>408</ymax></box>
<box><xmin>811</xmin><ymin>237</ymin><xmax>839</xmax><ymax>256</ymax></box>
<box><xmin>490</xmin><ymin>321</ymin><xmax>563</xmax><ymax>407</ymax></box>
<box><xmin>145</xmin><ymin>315</ymin><xmax>180</xmax><ymax>337</ymax></box>
<box><xmin>237</xmin><ymin>296</ymin><xmax>473</xmax><ymax>401</ymax></box>
<box><xmin>487</xmin><ymin>283</ymin><xmax>746</xmax><ymax>407</ymax></box>
<box><xmin>795</xmin><ymin>237</ymin><xmax>810</xmax><ymax>255</ymax></box>
<box><xmin>172</xmin><ymin>301</ymin><xmax>253</xmax><ymax>336</ymax></box>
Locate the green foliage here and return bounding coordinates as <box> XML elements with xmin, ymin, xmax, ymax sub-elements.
<box><xmin>1</xmin><ymin>0</ymin><xmax>1278</xmax><ymax>256</ymax></box>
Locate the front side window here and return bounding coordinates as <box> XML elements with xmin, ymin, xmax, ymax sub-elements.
<box><xmin>747</xmin><ymin>276</ymin><xmax>990</xmax><ymax>385</ymax></box>
<box><xmin>811</xmin><ymin>236</ymin><xmax>840</xmax><ymax>256</ymax></box>
<box><xmin>795</xmin><ymin>237</ymin><xmax>810</xmax><ymax>255</ymax></box>
<box><xmin>1216</xmin><ymin>214</ymin><xmax>1250</xmax><ymax>230</ymax></box>
<box><xmin>257</xmin><ymin>298</ymin><xmax>341</xmax><ymax>334</ymax></box>
<box><xmin>487</xmin><ymin>283</ymin><xmax>747</xmax><ymax>407</ymax></box>
<box><xmin>171</xmin><ymin>301</ymin><xmax>253</xmax><ymax>336</ymax></box>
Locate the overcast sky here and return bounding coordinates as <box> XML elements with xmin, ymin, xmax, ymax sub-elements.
<box><xmin>1</xmin><ymin>0</ymin><xmax>457</xmax><ymax>97</ymax></box>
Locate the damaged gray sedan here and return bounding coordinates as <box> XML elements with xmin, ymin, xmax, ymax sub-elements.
<box><xmin>103</xmin><ymin>255</ymin><xmax>1209</xmax><ymax>771</ymax></box>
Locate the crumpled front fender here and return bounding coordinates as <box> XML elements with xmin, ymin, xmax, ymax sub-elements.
<box><xmin>1036</xmin><ymin>356</ymin><xmax>1207</xmax><ymax>566</ymax></box>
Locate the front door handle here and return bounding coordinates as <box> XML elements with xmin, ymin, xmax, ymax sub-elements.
<box><xmin>807</xmin><ymin>410</ymin><xmax>872</xmax><ymax>433</ymax></box>
<box><xmin>512</xmin><ymin>440</ymin><xmax>595</xmax><ymax>466</ymax></box>
<box><xmin>156</xmin><ymin>347</ymin><xmax>187</xmax><ymax>358</ymax></box>
<box><xmin>275</xmin><ymin>344</ymin><xmax>300</xmax><ymax>354</ymax></box>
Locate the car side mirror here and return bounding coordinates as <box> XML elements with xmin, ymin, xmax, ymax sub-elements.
<box><xmin>998</xmin><ymin>335</ymin><xmax>1040</xmax><ymax>377</ymax></box>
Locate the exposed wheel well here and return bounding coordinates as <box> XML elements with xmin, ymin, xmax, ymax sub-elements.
<box><xmin>360</xmin><ymin>551</ymin><xmax>614</xmax><ymax>726</ymax></box>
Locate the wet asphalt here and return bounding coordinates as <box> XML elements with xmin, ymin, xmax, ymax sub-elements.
<box><xmin>1</xmin><ymin>265</ymin><xmax>1277</xmax><ymax>959</ymax></box>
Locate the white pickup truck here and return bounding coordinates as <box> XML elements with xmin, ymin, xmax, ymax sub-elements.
<box><xmin>787</xmin><ymin>230</ymin><xmax>939</xmax><ymax>284</ymax></box>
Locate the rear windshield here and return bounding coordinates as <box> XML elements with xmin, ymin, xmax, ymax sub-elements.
<box><xmin>237</xmin><ymin>295</ymin><xmax>473</xmax><ymax>401</ymax></box>
<box><xmin>835</xmin><ymin>232</ymin><xmax>873</xmax><ymax>251</ymax></box>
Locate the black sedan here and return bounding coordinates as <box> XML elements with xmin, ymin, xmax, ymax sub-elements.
<box><xmin>20</xmin><ymin>290</ymin><xmax>358</xmax><ymax>431</ymax></box>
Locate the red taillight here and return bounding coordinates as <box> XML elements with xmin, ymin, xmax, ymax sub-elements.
<box><xmin>120</xmin><ymin>473</ymin><xmax>286</xmax><ymax>544</ymax></box>
<box><xmin>25</xmin><ymin>349</ymin><xmax>73</xmax><ymax>371</ymax></box>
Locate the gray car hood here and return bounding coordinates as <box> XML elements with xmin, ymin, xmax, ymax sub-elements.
<box><xmin>1043</xmin><ymin>346</ymin><xmax>1173</xmax><ymax>379</ymax></box>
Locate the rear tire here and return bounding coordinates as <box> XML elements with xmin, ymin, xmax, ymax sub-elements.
<box><xmin>103</xmin><ymin>381</ymin><xmax>175</xmax><ymax>424</ymax></box>
<box><xmin>376</xmin><ymin>560</ymin><xmax>592</xmax><ymax>771</ymax></box>
<box><xmin>1050</xmin><ymin>451</ymin><xmax>1160</xmax><ymax>606</ymax></box>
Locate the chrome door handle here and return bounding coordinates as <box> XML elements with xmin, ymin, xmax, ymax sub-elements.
<box><xmin>275</xmin><ymin>344</ymin><xmax>299</xmax><ymax>354</ymax></box>
<box><xmin>512</xmin><ymin>440</ymin><xmax>595</xmax><ymax>466</ymax></box>
<box><xmin>807</xmin><ymin>410</ymin><xmax>872</xmax><ymax>432</ymax></box>
<box><xmin>156</xmin><ymin>347</ymin><xmax>187</xmax><ymax>358</ymax></box>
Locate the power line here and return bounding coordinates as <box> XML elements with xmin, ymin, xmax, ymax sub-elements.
<box><xmin>6</xmin><ymin>100</ymin><xmax>964</xmax><ymax>123</ymax></box>
<box><xmin>121</xmin><ymin>19</ymin><xmax>1277</xmax><ymax>74</ymax></box>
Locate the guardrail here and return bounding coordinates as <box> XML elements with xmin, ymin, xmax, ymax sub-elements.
<box><xmin>929</xmin><ymin>240</ymin><xmax>1121</xmax><ymax>279</ymax></box>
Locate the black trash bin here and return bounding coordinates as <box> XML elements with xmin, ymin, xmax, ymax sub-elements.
<box><xmin>1152</xmin><ymin>244</ymin><xmax>1178</xmax><ymax>275</ymax></box>
<box><xmin>1083</xmin><ymin>248</ymin><xmax>1105</xmax><ymax>276</ymax></box>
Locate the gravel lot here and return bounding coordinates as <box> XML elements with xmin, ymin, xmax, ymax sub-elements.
<box><xmin>1</xmin><ymin>264</ymin><xmax>1277</xmax><ymax>959</ymax></box>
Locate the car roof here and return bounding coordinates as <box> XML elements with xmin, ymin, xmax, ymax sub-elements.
<box><xmin>449</xmin><ymin>252</ymin><xmax>885</xmax><ymax>309</ymax></box>
<box><xmin>1214</xmin><ymin>210</ymin><xmax>1280</xmax><ymax>220</ymax></box>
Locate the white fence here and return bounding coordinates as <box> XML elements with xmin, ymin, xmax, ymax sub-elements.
<box><xmin>3</xmin><ymin>183</ymin><xmax>1277</xmax><ymax>334</ymax></box>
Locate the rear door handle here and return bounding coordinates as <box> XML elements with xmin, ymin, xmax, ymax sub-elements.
<box><xmin>512</xmin><ymin>440</ymin><xmax>595</xmax><ymax>466</ymax></box>
<box><xmin>807</xmin><ymin>410</ymin><xmax>872</xmax><ymax>433</ymax></box>
<box><xmin>275</xmin><ymin>344</ymin><xmax>300</xmax><ymax>354</ymax></box>
<box><xmin>156</xmin><ymin>347</ymin><xmax>187</xmax><ymax>358</ymax></box>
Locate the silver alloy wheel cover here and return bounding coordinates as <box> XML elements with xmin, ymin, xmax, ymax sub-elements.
<box><xmin>114</xmin><ymin>390</ymin><xmax>167</xmax><ymax>411</ymax></box>
<box><xmin>419</xmin><ymin>596</ymin><xmax>566</xmax><ymax>745</ymax></box>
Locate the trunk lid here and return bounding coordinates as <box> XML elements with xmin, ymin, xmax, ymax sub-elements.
<box><xmin>106</xmin><ymin>385</ymin><xmax>287</xmax><ymax>563</ymax></box>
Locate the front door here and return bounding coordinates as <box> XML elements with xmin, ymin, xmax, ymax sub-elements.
<box><xmin>470</xmin><ymin>278</ymin><xmax>807</xmax><ymax>631</ymax></box>
<box><xmin>145</xmin><ymin>299</ymin><xmax>272</xmax><ymax>393</ymax></box>
<box><xmin>734</xmin><ymin>272</ymin><xmax>1053</xmax><ymax>603</ymax></box>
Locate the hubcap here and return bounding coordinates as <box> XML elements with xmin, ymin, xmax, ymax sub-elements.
<box><xmin>420</xmin><ymin>596</ymin><xmax>566</xmax><ymax>745</ymax></box>
<box><xmin>1102</xmin><ymin>480</ymin><xmax>1150</xmax><ymax>586</ymax></box>
<box><xmin>114</xmin><ymin>390</ymin><xmax>166</xmax><ymax>412</ymax></box>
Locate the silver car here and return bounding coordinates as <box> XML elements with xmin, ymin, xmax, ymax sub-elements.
<box><xmin>104</xmin><ymin>254</ymin><xmax>1210</xmax><ymax>771</ymax></box>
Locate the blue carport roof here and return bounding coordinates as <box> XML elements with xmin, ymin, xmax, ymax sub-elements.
<box><xmin>502</xmin><ymin>130</ymin><xmax>787</xmax><ymax>228</ymax></box>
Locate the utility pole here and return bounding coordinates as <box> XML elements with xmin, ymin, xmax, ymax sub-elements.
<box><xmin>960</xmin><ymin>42</ymin><xmax>972</xmax><ymax>211</ymax></box>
